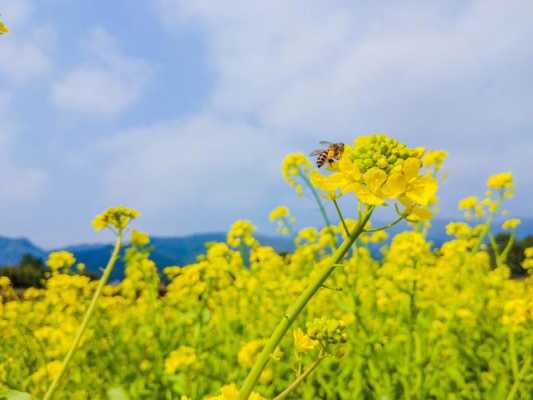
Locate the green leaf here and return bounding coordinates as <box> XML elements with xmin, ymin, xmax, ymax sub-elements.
<box><xmin>0</xmin><ymin>389</ymin><xmax>32</xmax><ymax>400</ymax></box>
<box><xmin>107</xmin><ymin>387</ymin><xmax>130</xmax><ymax>400</ymax></box>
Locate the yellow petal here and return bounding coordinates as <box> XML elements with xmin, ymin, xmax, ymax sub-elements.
<box><xmin>382</xmin><ymin>172</ymin><xmax>406</xmax><ymax>198</ymax></box>
<box><xmin>405</xmin><ymin>175</ymin><xmax>438</xmax><ymax>206</ymax></box>
<box><xmin>408</xmin><ymin>206</ymin><xmax>433</xmax><ymax>221</ymax></box>
<box><xmin>0</xmin><ymin>21</ymin><xmax>8</xmax><ymax>34</ymax></box>
<box><xmin>351</xmin><ymin>183</ymin><xmax>385</xmax><ymax>205</ymax></box>
<box><xmin>403</xmin><ymin>158</ymin><xmax>421</xmax><ymax>181</ymax></box>
<box><xmin>338</xmin><ymin>156</ymin><xmax>361</xmax><ymax>181</ymax></box>
<box><xmin>363</xmin><ymin>168</ymin><xmax>387</xmax><ymax>193</ymax></box>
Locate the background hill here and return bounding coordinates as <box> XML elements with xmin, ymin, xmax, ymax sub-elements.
<box><xmin>1</xmin><ymin>219</ymin><xmax>533</xmax><ymax>281</ymax></box>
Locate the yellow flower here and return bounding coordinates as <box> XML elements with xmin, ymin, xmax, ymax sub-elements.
<box><xmin>293</xmin><ymin>328</ymin><xmax>317</xmax><ymax>353</ymax></box>
<box><xmin>47</xmin><ymin>251</ymin><xmax>76</xmax><ymax>272</ymax></box>
<box><xmin>383</xmin><ymin>158</ymin><xmax>438</xmax><ymax>206</ymax></box>
<box><xmin>458</xmin><ymin>196</ymin><xmax>478</xmax><ymax>210</ymax></box>
<box><xmin>281</xmin><ymin>152</ymin><xmax>313</xmax><ymax>196</ymax></box>
<box><xmin>227</xmin><ymin>220</ymin><xmax>257</xmax><ymax>248</ymax></box>
<box><xmin>131</xmin><ymin>229</ymin><xmax>150</xmax><ymax>246</ymax></box>
<box><xmin>311</xmin><ymin>135</ymin><xmax>437</xmax><ymax>209</ymax></box>
<box><xmin>487</xmin><ymin>172</ymin><xmax>513</xmax><ymax>191</ymax></box>
<box><xmin>238</xmin><ymin>339</ymin><xmax>264</xmax><ymax>367</ymax></box>
<box><xmin>423</xmin><ymin>150</ymin><xmax>448</xmax><ymax>171</ymax></box>
<box><xmin>502</xmin><ymin>218</ymin><xmax>521</xmax><ymax>230</ymax></box>
<box><xmin>164</xmin><ymin>346</ymin><xmax>196</xmax><ymax>375</ymax></box>
<box><xmin>0</xmin><ymin>21</ymin><xmax>8</xmax><ymax>34</ymax></box>
<box><xmin>269</xmin><ymin>206</ymin><xmax>289</xmax><ymax>221</ymax></box>
<box><xmin>92</xmin><ymin>205</ymin><xmax>140</xmax><ymax>232</ymax></box>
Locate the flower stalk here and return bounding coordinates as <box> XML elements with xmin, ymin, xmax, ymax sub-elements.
<box><xmin>238</xmin><ymin>207</ymin><xmax>374</xmax><ymax>399</ymax></box>
<box><xmin>273</xmin><ymin>351</ymin><xmax>325</xmax><ymax>400</ymax></box>
<box><xmin>43</xmin><ymin>231</ymin><xmax>123</xmax><ymax>400</ymax></box>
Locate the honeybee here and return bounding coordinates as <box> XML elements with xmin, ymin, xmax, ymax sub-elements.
<box><xmin>310</xmin><ymin>141</ymin><xmax>345</xmax><ymax>168</ymax></box>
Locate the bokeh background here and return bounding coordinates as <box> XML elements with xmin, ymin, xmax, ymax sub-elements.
<box><xmin>1</xmin><ymin>0</ymin><xmax>532</xmax><ymax>247</ymax></box>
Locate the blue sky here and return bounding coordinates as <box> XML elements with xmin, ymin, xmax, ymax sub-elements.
<box><xmin>0</xmin><ymin>1</ymin><xmax>532</xmax><ymax>248</ymax></box>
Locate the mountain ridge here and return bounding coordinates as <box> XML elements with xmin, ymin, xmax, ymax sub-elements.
<box><xmin>2</xmin><ymin>218</ymin><xmax>533</xmax><ymax>280</ymax></box>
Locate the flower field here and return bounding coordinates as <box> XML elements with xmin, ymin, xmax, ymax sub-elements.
<box><xmin>1</xmin><ymin>134</ymin><xmax>532</xmax><ymax>399</ymax></box>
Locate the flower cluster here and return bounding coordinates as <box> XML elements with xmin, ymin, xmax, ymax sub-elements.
<box><xmin>310</xmin><ymin>134</ymin><xmax>438</xmax><ymax>219</ymax></box>
<box><xmin>227</xmin><ymin>220</ymin><xmax>258</xmax><ymax>248</ymax></box>
<box><xmin>164</xmin><ymin>346</ymin><xmax>197</xmax><ymax>375</ymax></box>
<box><xmin>281</xmin><ymin>152</ymin><xmax>313</xmax><ymax>196</ymax></box>
<box><xmin>47</xmin><ymin>251</ymin><xmax>76</xmax><ymax>273</ymax></box>
<box><xmin>92</xmin><ymin>205</ymin><xmax>140</xmax><ymax>232</ymax></box>
<box><xmin>306</xmin><ymin>317</ymin><xmax>347</xmax><ymax>345</ymax></box>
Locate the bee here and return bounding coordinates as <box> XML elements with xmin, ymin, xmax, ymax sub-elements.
<box><xmin>310</xmin><ymin>141</ymin><xmax>345</xmax><ymax>168</ymax></box>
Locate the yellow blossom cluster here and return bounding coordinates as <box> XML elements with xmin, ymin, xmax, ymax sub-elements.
<box><xmin>92</xmin><ymin>205</ymin><xmax>140</xmax><ymax>232</ymax></box>
<box><xmin>281</xmin><ymin>152</ymin><xmax>313</xmax><ymax>196</ymax></box>
<box><xmin>310</xmin><ymin>134</ymin><xmax>438</xmax><ymax>220</ymax></box>
<box><xmin>1</xmin><ymin>142</ymin><xmax>532</xmax><ymax>400</ymax></box>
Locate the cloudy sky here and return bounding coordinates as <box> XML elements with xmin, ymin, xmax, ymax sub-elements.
<box><xmin>0</xmin><ymin>0</ymin><xmax>532</xmax><ymax>248</ymax></box>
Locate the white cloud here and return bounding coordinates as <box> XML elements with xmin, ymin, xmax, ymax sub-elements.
<box><xmin>0</xmin><ymin>0</ymin><xmax>54</xmax><ymax>85</ymax></box>
<box><xmin>100</xmin><ymin>115</ymin><xmax>280</xmax><ymax>214</ymax></box>
<box><xmin>150</xmin><ymin>0</ymin><xmax>533</xmax><ymax>218</ymax></box>
<box><xmin>51</xmin><ymin>29</ymin><xmax>152</xmax><ymax>115</ymax></box>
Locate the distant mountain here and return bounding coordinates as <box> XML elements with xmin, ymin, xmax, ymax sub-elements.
<box><xmin>1</xmin><ymin>219</ymin><xmax>532</xmax><ymax>280</ymax></box>
<box><xmin>0</xmin><ymin>236</ymin><xmax>46</xmax><ymax>265</ymax></box>
<box><xmin>0</xmin><ymin>233</ymin><xmax>294</xmax><ymax>281</ymax></box>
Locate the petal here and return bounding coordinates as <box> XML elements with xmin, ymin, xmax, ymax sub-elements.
<box><xmin>351</xmin><ymin>183</ymin><xmax>385</xmax><ymax>206</ymax></box>
<box><xmin>382</xmin><ymin>172</ymin><xmax>407</xmax><ymax>199</ymax></box>
<box><xmin>363</xmin><ymin>168</ymin><xmax>387</xmax><ymax>193</ymax></box>
<box><xmin>405</xmin><ymin>175</ymin><xmax>438</xmax><ymax>206</ymax></box>
<box><xmin>408</xmin><ymin>207</ymin><xmax>433</xmax><ymax>221</ymax></box>
<box><xmin>309</xmin><ymin>171</ymin><xmax>341</xmax><ymax>194</ymax></box>
<box><xmin>339</xmin><ymin>156</ymin><xmax>361</xmax><ymax>180</ymax></box>
<box><xmin>403</xmin><ymin>158</ymin><xmax>422</xmax><ymax>181</ymax></box>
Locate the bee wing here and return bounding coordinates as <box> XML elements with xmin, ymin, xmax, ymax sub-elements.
<box><xmin>309</xmin><ymin>149</ymin><xmax>323</xmax><ymax>156</ymax></box>
<box><xmin>319</xmin><ymin>140</ymin><xmax>334</xmax><ymax>145</ymax></box>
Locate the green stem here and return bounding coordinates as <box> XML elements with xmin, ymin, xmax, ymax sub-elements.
<box><xmin>364</xmin><ymin>215</ymin><xmax>406</xmax><ymax>233</ymax></box>
<box><xmin>238</xmin><ymin>207</ymin><xmax>374</xmax><ymax>399</ymax></box>
<box><xmin>333</xmin><ymin>199</ymin><xmax>349</xmax><ymax>237</ymax></box>
<box><xmin>506</xmin><ymin>355</ymin><xmax>531</xmax><ymax>400</ymax></box>
<box><xmin>500</xmin><ymin>233</ymin><xmax>516</xmax><ymax>266</ymax></box>
<box><xmin>273</xmin><ymin>353</ymin><xmax>325</xmax><ymax>400</ymax></box>
<box><xmin>472</xmin><ymin>194</ymin><xmax>503</xmax><ymax>253</ymax></box>
<box><xmin>298</xmin><ymin>170</ymin><xmax>333</xmax><ymax>229</ymax></box>
<box><xmin>43</xmin><ymin>232</ymin><xmax>123</xmax><ymax>400</ymax></box>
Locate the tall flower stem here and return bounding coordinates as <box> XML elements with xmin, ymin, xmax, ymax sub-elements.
<box><xmin>333</xmin><ymin>199</ymin><xmax>349</xmax><ymax>237</ymax></box>
<box><xmin>43</xmin><ymin>232</ymin><xmax>123</xmax><ymax>400</ymax></box>
<box><xmin>297</xmin><ymin>169</ymin><xmax>333</xmax><ymax>229</ymax></box>
<box><xmin>238</xmin><ymin>207</ymin><xmax>374</xmax><ymax>400</ymax></box>
<box><xmin>273</xmin><ymin>352</ymin><xmax>325</xmax><ymax>400</ymax></box>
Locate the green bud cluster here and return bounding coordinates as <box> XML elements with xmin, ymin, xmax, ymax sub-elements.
<box><xmin>307</xmin><ymin>317</ymin><xmax>347</xmax><ymax>345</ymax></box>
<box><xmin>347</xmin><ymin>134</ymin><xmax>423</xmax><ymax>173</ymax></box>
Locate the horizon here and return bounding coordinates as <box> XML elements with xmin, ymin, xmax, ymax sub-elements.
<box><xmin>3</xmin><ymin>215</ymin><xmax>533</xmax><ymax>251</ymax></box>
<box><xmin>1</xmin><ymin>1</ymin><xmax>532</xmax><ymax>247</ymax></box>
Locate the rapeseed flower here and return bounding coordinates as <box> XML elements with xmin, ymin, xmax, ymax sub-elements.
<box><xmin>47</xmin><ymin>251</ymin><xmax>76</xmax><ymax>273</ymax></box>
<box><xmin>487</xmin><ymin>172</ymin><xmax>513</xmax><ymax>191</ymax></box>
<box><xmin>131</xmin><ymin>229</ymin><xmax>150</xmax><ymax>246</ymax></box>
<box><xmin>293</xmin><ymin>328</ymin><xmax>317</xmax><ymax>353</ymax></box>
<box><xmin>164</xmin><ymin>346</ymin><xmax>197</xmax><ymax>375</ymax></box>
<box><xmin>310</xmin><ymin>134</ymin><xmax>437</xmax><ymax>216</ymax></box>
<box><xmin>0</xmin><ymin>20</ymin><xmax>8</xmax><ymax>34</ymax></box>
<box><xmin>502</xmin><ymin>218</ymin><xmax>521</xmax><ymax>230</ymax></box>
<box><xmin>281</xmin><ymin>152</ymin><xmax>313</xmax><ymax>196</ymax></box>
<box><xmin>92</xmin><ymin>205</ymin><xmax>140</xmax><ymax>232</ymax></box>
<box><xmin>269</xmin><ymin>206</ymin><xmax>289</xmax><ymax>220</ymax></box>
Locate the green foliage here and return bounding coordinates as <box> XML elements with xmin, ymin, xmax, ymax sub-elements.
<box><xmin>493</xmin><ymin>234</ymin><xmax>533</xmax><ymax>276</ymax></box>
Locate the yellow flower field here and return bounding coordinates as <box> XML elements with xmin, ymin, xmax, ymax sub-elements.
<box><xmin>1</xmin><ymin>134</ymin><xmax>532</xmax><ymax>400</ymax></box>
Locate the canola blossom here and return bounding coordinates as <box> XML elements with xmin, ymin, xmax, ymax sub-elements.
<box><xmin>0</xmin><ymin>134</ymin><xmax>532</xmax><ymax>400</ymax></box>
